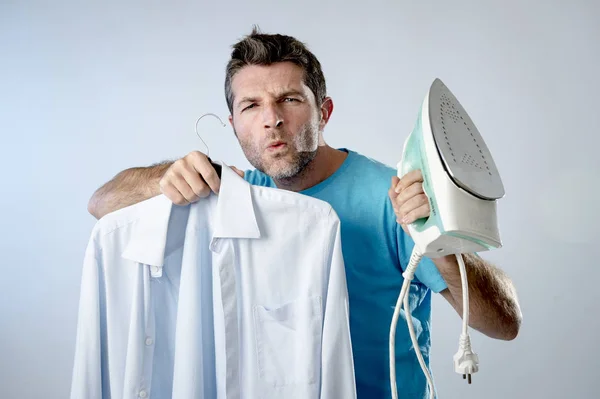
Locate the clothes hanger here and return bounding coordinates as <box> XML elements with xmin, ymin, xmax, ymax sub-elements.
<box><xmin>195</xmin><ymin>112</ymin><xmax>226</xmax><ymax>178</ymax></box>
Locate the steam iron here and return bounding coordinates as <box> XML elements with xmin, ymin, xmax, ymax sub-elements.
<box><xmin>390</xmin><ymin>78</ymin><xmax>506</xmax><ymax>399</ymax></box>
<box><xmin>397</xmin><ymin>78</ymin><xmax>505</xmax><ymax>258</ymax></box>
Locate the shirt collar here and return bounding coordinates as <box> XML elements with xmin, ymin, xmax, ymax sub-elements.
<box><xmin>121</xmin><ymin>162</ymin><xmax>261</xmax><ymax>266</ymax></box>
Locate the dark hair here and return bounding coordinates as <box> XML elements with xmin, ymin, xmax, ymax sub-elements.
<box><xmin>224</xmin><ymin>25</ymin><xmax>327</xmax><ymax>114</ymax></box>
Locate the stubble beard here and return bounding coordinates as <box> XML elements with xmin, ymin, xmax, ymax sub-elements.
<box><xmin>239</xmin><ymin>121</ymin><xmax>319</xmax><ymax>181</ymax></box>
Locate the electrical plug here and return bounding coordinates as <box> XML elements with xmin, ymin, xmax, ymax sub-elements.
<box><xmin>453</xmin><ymin>334</ymin><xmax>479</xmax><ymax>384</ymax></box>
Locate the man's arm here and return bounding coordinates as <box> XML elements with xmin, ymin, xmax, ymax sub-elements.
<box><xmin>88</xmin><ymin>151</ymin><xmax>245</xmax><ymax>220</ymax></box>
<box><xmin>388</xmin><ymin>170</ymin><xmax>522</xmax><ymax>341</ymax></box>
<box><xmin>434</xmin><ymin>253</ymin><xmax>522</xmax><ymax>341</ymax></box>
<box><xmin>87</xmin><ymin>161</ymin><xmax>173</xmax><ymax>219</ymax></box>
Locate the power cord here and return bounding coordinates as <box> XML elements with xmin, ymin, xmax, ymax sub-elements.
<box><xmin>453</xmin><ymin>253</ymin><xmax>479</xmax><ymax>384</ymax></box>
<box><xmin>389</xmin><ymin>250</ymin><xmax>477</xmax><ymax>399</ymax></box>
<box><xmin>389</xmin><ymin>247</ymin><xmax>434</xmax><ymax>399</ymax></box>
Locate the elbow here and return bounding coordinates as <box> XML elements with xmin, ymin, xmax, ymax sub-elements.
<box><xmin>502</xmin><ymin>308</ymin><xmax>523</xmax><ymax>341</ymax></box>
<box><xmin>87</xmin><ymin>193</ymin><xmax>102</xmax><ymax>220</ymax></box>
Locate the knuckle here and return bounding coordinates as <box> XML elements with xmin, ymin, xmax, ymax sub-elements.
<box><xmin>172</xmin><ymin>159</ymin><xmax>185</xmax><ymax>171</ymax></box>
<box><xmin>169</xmin><ymin>192</ymin><xmax>185</xmax><ymax>205</ymax></box>
<box><xmin>181</xmin><ymin>193</ymin><xmax>196</xmax><ymax>204</ymax></box>
<box><xmin>186</xmin><ymin>196</ymin><xmax>199</xmax><ymax>204</ymax></box>
<box><xmin>189</xmin><ymin>150</ymin><xmax>206</xmax><ymax>163</ymax></box>
<box><xmin>203</xmin><ymin>169</ymin><xmax>217</xmax><ymax>181</ymax></box>
<box><xmin>197</xmin><ymin>185</ymin><xmax>211</xmax><ymax>197</ymax></box>
<box><xmin>159</xmin><ymin>178</ymin><xmax>174</xmax><ymax>193</ymax></box>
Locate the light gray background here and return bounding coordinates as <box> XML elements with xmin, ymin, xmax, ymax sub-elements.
<box><xmin>2</xmin><ymin>1</ymin><xmax>599</xmax><ymax>398</ymax></box>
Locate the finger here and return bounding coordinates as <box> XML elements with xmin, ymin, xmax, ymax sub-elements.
<box><xmin>395</xmin><ymin>182</ymin><xmax>425</xmax><ymax>205</ymax></box>
<box><xmin>391</xmin><ymin>176</ymin><xmax>403</xmax><ymax>194</ymax></box>
<box><xmin>190</xmin><ymin>155</ymin><xmax>221</xmax><ymax>194</ymax></box>
<box><xmin>390</xmin><ymin>176</ymin><xmax>401</xmax><ymax>208</ymax></box>
<box><xmin>180</xmin><ymin>166</ymin><xmax>211</xmax><ymax>199</ymax></box>
<box><xmin>402</xmin><ymin>203</ymin><xmax>430</xmax><ymax>224</ymax></box>
<box><xmin>231</xmin><ymin>166</ymin><xmax>245</xmax><ymax>178</ymax></box>
<box><xmin>171</xmin><ymin>173</ymin><xmax>201</xmax><ymax>204</ymax></box>
<box><xmin>388</xmin><ymin>186</ymin><xmax>400</xmax><ymax>212</ymax></box>
<box><xmin>396</xmin><ymin>169</ymin><xmax>423</xmax><ymax>193</ymax></box>
<box><xmin>160</xmin><ymin>180</ymin><xmax>189</xmax><ymax>206</ymax></box>
<box><xmin>398</xmin><ymin>194</ymin><xmax>430</xmax><ymax>223</ymax></box>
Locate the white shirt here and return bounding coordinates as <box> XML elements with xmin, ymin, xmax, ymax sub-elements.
<box><xmin>70</xmin><ymin>163</ymin><xmax>356</xmax><ymax>399</ymax></box>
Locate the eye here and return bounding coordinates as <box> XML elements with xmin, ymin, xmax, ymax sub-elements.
<box><xmin>283</xmin><ymin>98</ymin><xmax>298</xmax><ymax>103</ymax></box>
<box><xmin>242</xmin><ymin>103</ymin><xmax>256</xmax><ymax>112</ymax></box>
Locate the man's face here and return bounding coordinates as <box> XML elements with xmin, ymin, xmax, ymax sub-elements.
<box><xmin>228</xmin><ymin>62</ymin><xmax>322</xmax><ymax>179</ymax></box>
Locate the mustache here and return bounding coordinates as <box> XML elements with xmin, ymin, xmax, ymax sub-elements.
<box><xmin>262</xmin><ymin>131</ymin><xmax>289</xmax><ymax>145</ymax></box>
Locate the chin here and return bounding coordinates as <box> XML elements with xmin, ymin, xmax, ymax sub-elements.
<box><xmin>260</xmin><ymin>159</ymin><xmax>296</xmax><ymax>179</ymax></box>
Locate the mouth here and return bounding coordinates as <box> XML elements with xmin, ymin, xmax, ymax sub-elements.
<box><xmin>266</xmin><ymin>141</ymin><xmax>287</xmax><ymax>151</ymax></box>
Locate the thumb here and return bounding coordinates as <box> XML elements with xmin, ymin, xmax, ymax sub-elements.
<box><xmin>231</xmin><ymin>166</ymin><xmax>245</xmax><ymax>178</ymax></box>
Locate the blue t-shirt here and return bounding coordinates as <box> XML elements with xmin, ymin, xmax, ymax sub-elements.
<box><xmin>244</xmin><ymin>148</ymin><xmax>448</xmax><ymax>398</ymax></box>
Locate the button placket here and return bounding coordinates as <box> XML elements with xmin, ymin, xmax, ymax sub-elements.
<box><xmin>215</xmin><ymin>240</ymin><xmax>240</xmax><ymax>399</ymax></box>
<box><xmin>139</xmin><ymin>266</ymin><xmax>157</xmax><ymax>399</ymax></box>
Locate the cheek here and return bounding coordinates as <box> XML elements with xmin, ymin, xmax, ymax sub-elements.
<box><xmin>237</xmin><ymin>129</ymin><xmax>261</xmax><ymax>150</ymax></box>
<box><xmin>233</xmin><ymin>120</ymin><xmax>254</xmax><ymax>141</ymax></box>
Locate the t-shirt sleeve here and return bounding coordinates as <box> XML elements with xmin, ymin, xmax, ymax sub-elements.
<box><xmin>396</xmin><ymin>223</ymin><xmax>448</xmax><ymax>293</ymax></box>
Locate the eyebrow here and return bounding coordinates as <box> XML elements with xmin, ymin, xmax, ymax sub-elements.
<box><xmin>236</xmin><ymin>90</ymin><xmax>307</xmax><ymax>109</ymax></box>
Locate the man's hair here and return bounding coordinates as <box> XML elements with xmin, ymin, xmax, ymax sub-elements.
<box><xmin>224</xmin><ymin>25</ymin><xmax>327</xmax><ymax>114</ymax></box>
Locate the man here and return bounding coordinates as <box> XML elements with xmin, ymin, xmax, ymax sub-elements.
<box><xmin>87</xmin><ymin>27</ymin><xmax>522</xmax><ymax>398</ymax></box>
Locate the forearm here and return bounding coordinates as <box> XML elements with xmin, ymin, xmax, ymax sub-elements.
<box><xmin>434</xmin><ymin>253</ymin><xmax>522</xmax><ymax>340</ymax></box>
<box><xmin>88</xmin><ymin>161</ymin><xmax>173</xmax><ymax>219</ymax></box>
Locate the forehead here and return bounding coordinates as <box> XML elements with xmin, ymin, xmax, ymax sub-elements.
<box><xmin>231</xmin><ymin>62</ymin><xmax>310</xmax><ymax>98</ymax></box>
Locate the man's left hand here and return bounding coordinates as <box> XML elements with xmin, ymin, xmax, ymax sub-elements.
<box><xmin>388</xmin><ymin>169</ymin><xmax>430</xmax><ymax>236</ymax></box>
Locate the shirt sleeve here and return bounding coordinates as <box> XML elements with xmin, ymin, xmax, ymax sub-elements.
<box><xmin>396</xmin><ymin>223</ymin><xmax>448</xmax><ymax>293</ymax></box>
<box><xmin>70</xmin><ymin>238</ymin><xmax>103</xmax><ymax>399</ymax></box>
<box><xmin>319</xmin><ymin>209</ymin><xmax>357</xmax><ymax>398</ymax></box>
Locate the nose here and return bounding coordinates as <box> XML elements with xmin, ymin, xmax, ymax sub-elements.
<box><xmin>262</xmin><ymin>104</ymin><xmax>284</xmax><ymax>129</ymax></box>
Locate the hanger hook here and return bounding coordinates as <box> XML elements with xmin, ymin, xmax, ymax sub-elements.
<box><xmin>195</xmin><ymin>112</ymin><xmax>226</xmax><ymax>156</ymax></box>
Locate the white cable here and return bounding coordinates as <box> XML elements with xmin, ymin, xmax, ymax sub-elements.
<box><xmin>390</xmin><ymin>250</ymin><xmax>478</xmax><ymax>397</ymax></box>
<box><xmin>389</xmin><ymin>247</ymin><xmax>435</xmax><ymax>399</ymax></box>
<box><xmin>403</xmin><ymin>286</ymin><xmax>435</xmax><ymax>399</ymax></box>
<box><xmin>457</xmin><ymin>253</ymin><xmax>469</xmax><ymax>336</ymax></box>
<box><xmin>453</xmin><ymin>253</ymin><xmax>479</xmax><ymax>384</ymax></box>
<box><xmin>389</xmin><ymin>278</ymin><xmax>411</xmax><ymax>399</ymax></box>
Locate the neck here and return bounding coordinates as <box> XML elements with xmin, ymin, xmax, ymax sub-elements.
<box><xmin>273</xmin><ymin>145</ymin><xmax>347</xmax><ymax>192</ymax></box>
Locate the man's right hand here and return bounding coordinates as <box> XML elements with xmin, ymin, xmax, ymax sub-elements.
<box><xmin>159</xmin><ymin>151</ymin><xmax>245</xmax><ymax>205</ymax></box>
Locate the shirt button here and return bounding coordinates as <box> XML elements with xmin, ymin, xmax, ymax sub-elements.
<box><xmin>139</xmin><ymin>390</ymin><xmax>148</xmax><ymax>398</ymax></box>
<box><xmin>145</xmin><ymin>337</ymin><xmax>154</xmax><ymax>346</ymax></box>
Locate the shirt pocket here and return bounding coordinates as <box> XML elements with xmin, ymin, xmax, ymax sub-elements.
<box><xmin>253</xmin><ymin>295</ymin><xmax>323</xmax><ymax>387</ymax></box>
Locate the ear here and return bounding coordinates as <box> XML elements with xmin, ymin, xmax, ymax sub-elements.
<box><xmin>318</xmin><ymin>97</ymin><xmax>334</xmax><ymax>131</ymax></box>
<box><xmin>228</xmin><ymin>114</ymin><xmax>238</xmax><ymax>137</ymax></box>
